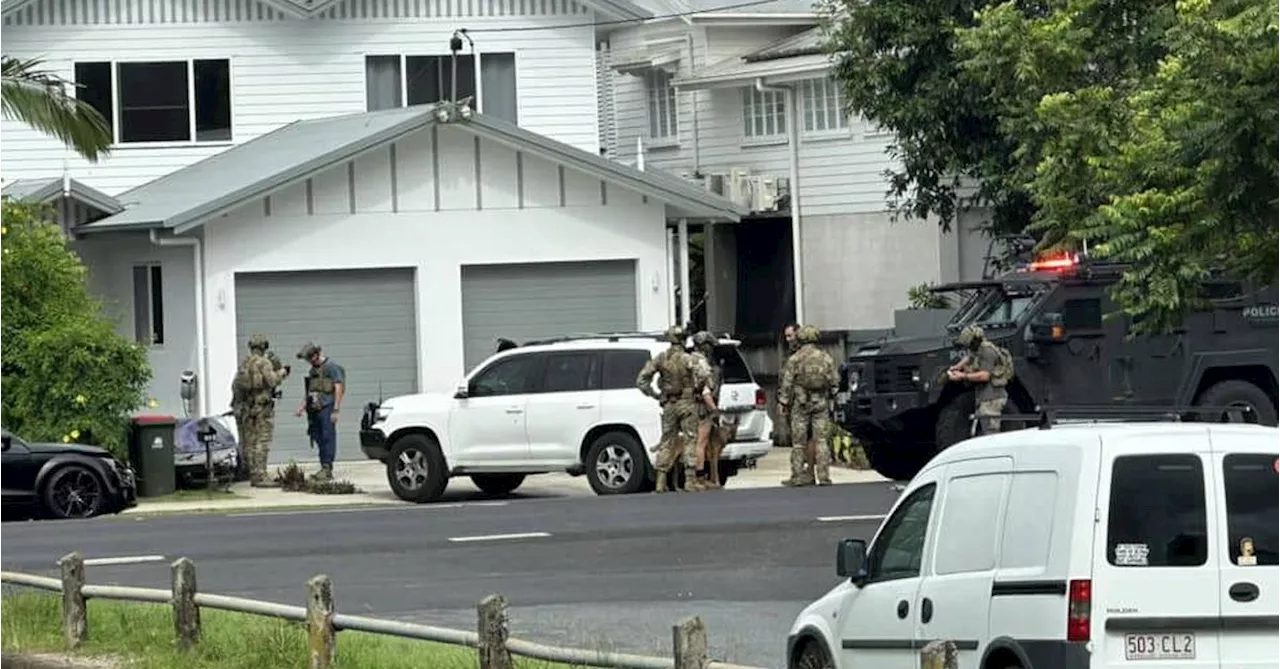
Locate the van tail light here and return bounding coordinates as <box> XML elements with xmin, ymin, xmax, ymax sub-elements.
<box><xmin>1067</xmin><ymin>579</ymin><xmax>1092</xmax><ymax>642</ymax></box>
<box><xmin>755</xmin><ymin>389</ymin><xmax>767</xmax><ymax>409</ymax></box>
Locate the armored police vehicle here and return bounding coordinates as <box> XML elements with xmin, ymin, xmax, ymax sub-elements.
<box><xmin>837</xmin><ymin>252</ymin><xmax>1279</xmax><ymax>481</ymax></box>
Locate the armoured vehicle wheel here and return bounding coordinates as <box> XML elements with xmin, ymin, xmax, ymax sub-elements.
<box><xmin>469</xmin><ymin>474</ymin><xmax>525</xmax><ymax>496</ymax></box>
<box><xmin>934</xmin><ymin>395</ymin><xmax>976</xmax><ymax>454</ymax></box>
<box><xmin>1195</xmin><ymin>380</ymin><xmax>1278</xmax><ymax>426</ymax></box>
<box><xmin>385</xmin><ymin>434</ymin><xmax>449</xmax><ymax>503</ymax></box>
<box><xmin>863</xmin><ymin>442</ymin><xmax>932</xmax><ymax>482</ymax></box>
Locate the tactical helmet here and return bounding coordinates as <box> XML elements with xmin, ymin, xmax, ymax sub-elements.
<box><xmin>956</xmin><ymin>325</ymin><xmax>984</xmax><ymax>348</ymax></box>
<box><xmin>692</xmin><ymin>331</ymin><xmax>716</xmax><ymax>349</ymax></box>
<box><xmin>297</xmin><ymin>342</ymin><xmax>321</xmax><ymax>360</ymax></box>
<box><xmin>662</xmin><ymin>325</ymin><xmax>685</xmax><ymax>344</ymax></box>
<box><xmin>798</xmin><ymin>325</ymin><xmax>820</xmax><ymax>343</ymax></box>
<box><xmin>248</xmin><ymin>334</ymin><xmax>270</xmax><ymax>351</ymax></box>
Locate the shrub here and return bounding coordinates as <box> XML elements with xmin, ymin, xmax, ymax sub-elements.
<box><xmin>1</xmin><ymin>200</ymin><xmax>151</xmax><ymax>457</ymax></box>
<box><xmin>906</xmin><ymin>282</ymin><xmax>952</xmax><ymax>310</ymax></box>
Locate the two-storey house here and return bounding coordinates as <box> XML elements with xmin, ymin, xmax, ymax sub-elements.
<box><xmin>0</xmin><ymin>0</ymin><xmax>745</xmax><ymax>463</ymax></box>
<box><xmin>596</xmin><ymin>0</ymin><xmax>992</xmax><ymax>337</ymax></box>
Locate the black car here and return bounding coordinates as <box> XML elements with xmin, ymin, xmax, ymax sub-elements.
<box><xmin>1</xmin><ymin>428</ymin><xmax>138</xmax><ymax>519</ymax></box>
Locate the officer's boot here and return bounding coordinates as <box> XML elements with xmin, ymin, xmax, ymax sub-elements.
<box><xmin>781</xmin><ymin>447</ymin><xmax>814</xmax><ymax>486</ymax></box>
<box><xmin>680</xmin><ymin>467</ymin><xmax>700</xmax><ymax>492</ymax></box>
<box><xmin>654</xmin><ymin>469</ymin><xmax>669</xmax><ymax>493</ymax></box>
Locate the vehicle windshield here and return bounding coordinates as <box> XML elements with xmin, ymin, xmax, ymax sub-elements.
<box><xmin>948</xmin><ymin>286</ymin><xmax>1045</xmax><ymax>329</ymax></box>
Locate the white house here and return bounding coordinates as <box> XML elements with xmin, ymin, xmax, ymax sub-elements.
<box><xmin>0</xmin><ymin>0</ymin><xmax>744</xmax><ymax>463</ymax></box>
<box><xmin>596</xmin><ymin>2</ymin><xmax>993</xmax><ymax>334</ymax></box>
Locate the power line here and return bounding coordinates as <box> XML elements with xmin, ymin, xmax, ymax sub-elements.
<box><xmin>465</xmin><ymin>0</ymin><xmax>794</xmax><ymax>33</ymax></box>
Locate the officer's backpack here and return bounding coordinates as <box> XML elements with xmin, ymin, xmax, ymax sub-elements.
<box><xmin>990</xmin><ymin>344</ymin><xmax>1015</xmax><ymax>388</ymax></box>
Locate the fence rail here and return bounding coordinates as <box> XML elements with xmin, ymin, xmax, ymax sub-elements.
<box><xmin>1</xmin><ymin>552</ymin><xmax>766</xmax><ymax>669</ymax></box>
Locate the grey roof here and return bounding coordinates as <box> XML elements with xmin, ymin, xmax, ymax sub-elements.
<box><xmin>1</xmin><ymin>177</ymin><xmax>123</xmax><ymax>214</ymax></box>
<box><xmin>743</xmin><ymin>26</ymin><xmax>824</xmax><ymax>62</ymax></box>
<box><xmin>82</xmin><ymin>104</ymin><xmax>743</xmax><ymax>234</ymax></box>
<box><xmin>684</xmin><ymin>0</ymin><xmax>815</xmax><ymax>14</ymax></box>
<box><xmin>3</xmin><ymin>0</ymin><xmax>651</xmax><ymax>18</ymax></box>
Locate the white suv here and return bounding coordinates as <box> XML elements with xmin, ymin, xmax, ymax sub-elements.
<box><xmin>359</xmin><ymin>332</ymin><xmax>774</xmax><ymax>503</ymax></box>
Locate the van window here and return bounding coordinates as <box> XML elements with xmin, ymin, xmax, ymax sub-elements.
<box><xmin>713</xmin><ymin>345</ymin><xmax>753</xmax><ymax>384</ymax></box>
<box><xmin>1223</xmin><ymin>454</ymin><xmax>1278</xmax><ymax>567</ymax></box>
<box><xmin>602</xmin><ymin>349</ymin><xmax>651</xmax><ymax>390</ymax></box>
<box><xmin>866</xmin><ymin>483</ymin><xmax>936</xmax><ymax>582</ymax></box>
<box><xmin>934</xmin><ymin>473</ymin><xmax>1008</xmax><ymax>575</ymax></box>
<box><xmin>1106</xmin><ymin>454</ymin><xmax>1208</xmax><ymax>568</ymax></box>
<box><xmin>999</xmin><ymin>471</ymin><xmax>1059</xmax><ymax>569</ymax></box>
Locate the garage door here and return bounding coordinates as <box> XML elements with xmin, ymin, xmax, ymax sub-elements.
<box><xmin>234</xmin><ymin>268</ymin><xmax>418</xmax><ymax>464</ymax></box>
<box><xmin>460</xmin><ymin>260</ymin><xmax>638</xmax><ymax>372</ymax></box>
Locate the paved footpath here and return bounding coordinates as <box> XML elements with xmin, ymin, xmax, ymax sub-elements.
<box><xmin>129</xmin><ymin>448</ymin><xmax>886</xmax><ymax>514</ymax></box>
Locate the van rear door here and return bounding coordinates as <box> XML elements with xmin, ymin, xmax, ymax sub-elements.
<box><xmin>1208</xmin><ymin>427</ymin><xmax>1279</xmax><ymax>669</ymax></box>
<box><xmin>1094</xmin><ymin>430</ymin><xmax>1220</xmax><ymax>669</ymax></box>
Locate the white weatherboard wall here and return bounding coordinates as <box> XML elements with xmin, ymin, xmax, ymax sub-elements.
<box><xmin>197</xmin><ymin>124</ymin><xmax>670</xmax><ymax>415</ymax></box>
<box><xmin>1</xmin><ymin>0</ymin><xmax>601</xmax><ymax>195</ymax></box>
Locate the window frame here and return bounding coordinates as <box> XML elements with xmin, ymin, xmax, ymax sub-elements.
<box><xmin>132</xmin><ymin>264</ymin><xmax>165</xmax><ymax>347</ymax></box>
<box><xmin>73</xmin><ymin>58</ymin><xmax>234</xmax><ymax>147</ymax></box>
<box><xmin>467</xmin><ymin>352</ymin><xmax>546</xmax><ymax>398</ymax></box>
<box><xmin>362</xmin><ymin>52</ymin><xmax>519</xmax><ymax>122</ymax></box>
<box><xmin>864</xmin><ymin>482</ymin><xmax>937</xmax><ymax>584</ymax></box>
<box><xmin>798</xmin><ymin>77</ymin><xmax>850</xmax><ymax>139</ymax></box>
<box><xmin>1222</xmin><ymin>453</ymin><xmax>1278</xmax><ymax>567</ymax></box>
<box><xmin>741</xmin><ymin>86</ymin><xmax>788</xmax><ymax>145</ymax></box>
<box><xmin>643</xmin><ymin>68</ymin><xmax>679</xmax><ymax>145</ymax></box>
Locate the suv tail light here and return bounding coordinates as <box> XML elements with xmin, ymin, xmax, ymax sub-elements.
<box><xmin>1067</xmin><ymin>579</ymin><xmax>1091</xmax><ymax>642</ymax></box>
<box><xmin>754</xmin><ymin>389</ymin><xmax>766</xmax><ymax>408</ymax></box>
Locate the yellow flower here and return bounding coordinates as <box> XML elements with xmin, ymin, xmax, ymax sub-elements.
<box><xmin>1</xmin><ymin>225</ymin><xmax>7</xmax><ymax>235</ymax></box>
<box><xmin>74</xmin><ymin>394</ymin><xmax>88</xmax><ymax>405</ymax></box>
<box><xmin>62</xmin><ymin>435</ymin><xmax>71</xmax><ymax>443</ymax></box>
<box><xmin>70</xmin><ymin>429</ymin><xmax>81</xmax><ymax>439</ymax></box>
<box><xmin>147</xmin><ymin>398</ymin><xmax>160</xmax><ymax>409</ymax></box>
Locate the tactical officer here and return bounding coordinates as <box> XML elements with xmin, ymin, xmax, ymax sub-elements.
<box><xmin>295</xmin><ymin>342</ymin><xmax>346</xmax><ymax>481</ymax></box>
<box><xmin>773</xmin><ymin>323</ymin><xmax>801</xmax><ymax>451</ymax></box>
<box><xmin>636</xmin><ymin>326</ymin><xmax>699</xmax><ymax>493</ymax></box>
<box><xmin>778</xmin><ymin>325</ymin><xmax>839</xmax><ymax>487</ymax></box>
<box><xmin>230</xmin><ymin>334</ymin><xmax>290</xmax><ymax>486</ymax></box>
<box><xmin>689</xmin><ymin>331</ymin><xmax>724</xmax><ymax>491</ymax></box>
<box><xmin>947</xmin><ymin>325</ymin><xmax>1013</xmax><ymax>435</ymax></box>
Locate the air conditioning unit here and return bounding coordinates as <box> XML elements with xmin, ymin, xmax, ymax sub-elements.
<box><xmin>752</xmin><ymin>176</ymin><xmax>780</xmax><ymax>212</ymax></box>
<box><xmin>705</xmin><ymin>173</ymin><xmax>730</xmax><ymax>197</ymax></box>
<box><xmin>728</xmin><ymin>168</ymin><xmax>753</xmax><ymax>210</ymax></box>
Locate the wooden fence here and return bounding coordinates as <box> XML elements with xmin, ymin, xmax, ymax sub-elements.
<box><xmin>1</xmin><ymin>552</ymin><xmax>765</xmax><ymax>669</ymax></box>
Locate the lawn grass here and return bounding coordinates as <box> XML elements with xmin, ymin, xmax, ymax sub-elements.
<box><xmin>137</xmin><ymin>488</ymin><xmax>248</xmax><ymax>504</ymax></box>
<box><xmin>2</xmin><ymin>592</ymin><xmax>579</xmax><ymax>669</ymax></box>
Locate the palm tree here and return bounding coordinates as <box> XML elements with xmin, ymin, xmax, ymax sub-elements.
<box><xmin>1</xmin><ymin>56</ymin><xmax>112</xmax><ymax>162</ymax></box>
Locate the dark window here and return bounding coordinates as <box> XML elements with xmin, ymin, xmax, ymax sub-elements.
<box><xmin>1062</xmin><ymin>298</ymin><xmax>1103</xmax><ymax>330</ymax></box>
<box><xmin>602</xmin><ymin>349</ymin><xmax>651</xmax><ymax>390</ymax></box>
<box><xmin>1223</xmin><ymin>453</ymin><xmax>1278</xmax><ymax>566</ymax></box>
<box><xmin>74</xmin><ymin>59</ymin><xmax>231</xmax><ymax>144</ymax></box>
<box><xmin>73</xmin><ymin>62</ymin><xmax>113</xmax><ymax>132</ymax></box>
<box><xmin>406</xmin><ymin>54</ymin><xmax>475</xmax><ymax>106</ymax></box>
<box><xmin>1107</xmin><ymin>454</ymin><xmax>1208</xmax><ymax>567</ymax></box>
<box><xmin>866</xmin><ymin>483</ymin><xmax>935</xmax><ymax>582</ymax></box>
<box><xmin>132</xmin><ymin>265</ymin><xmax>164</xmax><ymax>345</ymax></box>
<box><xmin>541</xmin><ymin>353</ymin><xmax>599</xmax><ymax>393</ymax></box>
<box><xmin>470</xmin><ymin>354</ymin><xmax>541</xmax><ymax>397</ymax></box>
<box><xmin>713</xmin><ymin>345</ymin><xmax>753</xmax><ymax>384</ymax></box>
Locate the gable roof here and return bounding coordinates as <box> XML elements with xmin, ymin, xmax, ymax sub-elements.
<box><xmin>1</xmin><ymin>177</ymin><xmax>123</xmax><ymax>214</ymax></box>
<box><xmin>2</xmin><ymin>0</ymin><xmax>651</xmax><ymax>19</ymax></box>
<box><xmin>80</xmin><ymin>104</ymin><xmax>744</xmax><ymax>235</ymax></box>
<box><xmin>673</xmin><ymin>26</ymin><xmax>830</xmax><ymax>89</ymax></box>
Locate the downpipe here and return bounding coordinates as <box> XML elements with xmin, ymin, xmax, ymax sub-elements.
<box><xmin>755</xmin><ymin>78</ymin><xmax>804</xmax><ymax>323</ymax></box>
<box><xmin>149</xmin><ymin>229</ymin><xmax>208</xmax><ymax>417</ymax></box>
<box><xmin>687</xmin><ymin>32</ymin><xmax>701</xmax><ymax>174</ymax></box>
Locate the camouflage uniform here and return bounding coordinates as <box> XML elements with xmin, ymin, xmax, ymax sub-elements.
<box><xmin>689</xmin><ymin>331</ymin><xmax>723</xmax><ymax>491</ymax></box>
<box><xmin>636</xmin><ymin>326</ymin><xmax>699</xmax><ymax>492</ymax></box>
<box><xmin>772</xmin><ymin>330</ymin><xmax>800</xmax><ymax>449</ymax></box>
<box><xmin>778</xmin><ymin>326</ymin><xmax>839</xmax><ymax>486</ymax></box>
<box><xmin>231</xmin><ymin>334</ymin><xmax>289</xmax><ymax>486</ymax></box>
<box><xmin>954</xmin><ymin>325</ymin><xmax>1012</xmax><ymax>435</ymax></box>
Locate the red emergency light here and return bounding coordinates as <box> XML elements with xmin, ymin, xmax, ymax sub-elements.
<box><xmin>1028</xmin><ymin>252</ymin><xmax>1079</xmax><ymax>272</ymax></box>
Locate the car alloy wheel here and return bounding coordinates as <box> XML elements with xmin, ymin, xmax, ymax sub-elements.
<box><xmin>48</xmin><ymin>467</ymin><xmax>103</xmax><ymax>519</ymax></box>
<box><xmin>394</xmin><ymin>446</ymin><xmax>429</xmax><ymax>491</ymax></box>
<box><xmin>594</xmin><ymin>443</ymin><xmax>634</xmax><ymax>490</ymax></box>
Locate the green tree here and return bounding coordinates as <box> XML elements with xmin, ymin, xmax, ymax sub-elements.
<box><xmin>1</xmin><ymin>56</ymin><xmax>112</xmax><ymax>162</ymax></box>
<box><xmin>1</xmin><ymin>200</ymin><xmax>151</xmax><ymax>455</ymax></box>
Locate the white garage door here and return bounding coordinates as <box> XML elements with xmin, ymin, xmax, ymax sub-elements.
<box><xmin>234</xmin><ymin>268</ymin><xmax>418</xmax><ymax>464</ymax></box>
<box><xmin>460</xmin><ymin>260</ymin><xmax>638</xmax><ymax>372</ymax></box>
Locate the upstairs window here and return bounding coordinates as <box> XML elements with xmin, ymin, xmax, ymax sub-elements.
<box><xmin>74</xmin><ymin>60</ymin><xmax>232</xmax><ymax>144</ymax></box>
<box><xmin>742</xmin><ymin>87</ymin><xmax>786</xmax><ymax>140</ymax></box>
<box><xmin>643</xmin><ymin>69</ymin><xmax>678</xmax><ymax>142</ymax></box>
<box><xmin>365</xmin><ymin>53</ymin><xmax>519</xmax><ymax>125</ymax></box>
<box><xmin>799</xmin><ymin>77</ymin><xmax>849</xmax><ymax>135</ymax></box>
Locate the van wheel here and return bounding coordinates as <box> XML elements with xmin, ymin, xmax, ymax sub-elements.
<box><xmin>793</xmin><ymin>639</ymin><xmax>834</xmax><ymax>669</ymax></box>
<box><xmin>585</xmin><ymin>431</ymin><xmax>646</xmax><ymax>495</ymax></box>
<box><xmin>1195</xmin><ymin>380</ymin><xmax>1278</xmax><ymax>426</ymax></box>
<box><xmin>469</xmin><ymin>474</ymin><xmax>525</xmax><ymax>497</ymax></box>
<box><xmin>386</xmin><ymin>434</ymin><xmax>449</xmax><ymax>503</ymax></box>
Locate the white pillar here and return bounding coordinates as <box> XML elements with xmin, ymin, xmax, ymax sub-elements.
<box><xmin>677</xmin><ymin>218</ymin><xmax>691</xmax><ymax>327</ymax></box>
<box><xmin>666</xmin><ymin>225</ymin><xmax>677</xmax><ymax>324</ymax></box>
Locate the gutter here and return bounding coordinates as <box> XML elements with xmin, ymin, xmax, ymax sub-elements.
<box><xmin>755</xmin><ymin>78</ymin><xmax>805</xmax><ymax>324</ymax></box>
<box><xmin>149</xmin><ymin>229</ymin><xmax>209</xmax><ymax>418</ymax></box>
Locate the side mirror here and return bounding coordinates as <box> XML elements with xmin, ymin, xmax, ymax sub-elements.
<box><xmin>453</xmin><ymin>386</ymin><xmax>469</xmax><ymax>400</ymax></box>
<box><xmin>1</xmin><ymin>435</ymin><xmax>10</xmax><ymax>451</ymax></box>
<box><xmin>836</xmin><ymin>538</ymin><xmax>869</xmax><ymax>584</ymax></box>
<box><xmin>1027</xmin><ymin>312</ymin><xmax>1066</xmax><ymax>344</ymax></box>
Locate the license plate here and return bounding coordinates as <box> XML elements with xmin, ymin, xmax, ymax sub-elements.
<box><xmin>1124</xmin><ymin>632</ymin><xmax>1196</xmax><ymax>661</ymax></box>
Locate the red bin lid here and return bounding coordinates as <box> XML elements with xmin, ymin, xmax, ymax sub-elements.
<box><xmin>133</xmin><ymin>415</ymin><xmax>177</xmax><ymax>425</ymax></box>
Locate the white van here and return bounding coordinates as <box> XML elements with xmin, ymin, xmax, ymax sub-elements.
<box><xmin>786</xmin><ymin>422</ymin><xmax>1279</xmax><ymax>669</ymax></box>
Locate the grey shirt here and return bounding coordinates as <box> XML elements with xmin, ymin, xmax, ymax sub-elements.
<box><xmin>971</xmin><ymin>343</ymin><xmax>1008</xmax><ymax>402</ymax></box>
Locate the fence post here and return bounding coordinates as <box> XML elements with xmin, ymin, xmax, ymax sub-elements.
<box><xmin>306</xmin><ymin>574</ymin><xmax>335</xmax><ymax>669</ymax></box>
<box><xmin>920</xmin><ymin>639</ymin><xmax>958</xmax><ymax>669</ymax></box>
<box><xmin>171</xmin><ymin>557</ymin><xmax>200</xmax><ymax>651</ymax></box>
<box><xmin>57</xmin><ymin>552</ymin><xmax>87</xmax><ymax>649</ymax></box>
<box><xmin>477</xmin><ymin>594</ymin><xmax>513</xmax><ymax>669</ymax></box>
<box><xmin>673</xmin><ymin>616</ymin><xmax>708</xmax><ymax>669</ymax></box>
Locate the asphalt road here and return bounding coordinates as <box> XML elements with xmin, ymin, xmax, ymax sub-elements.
<box><xmin>1</xmin><ymin>483</ymin><xmax>902</xmax><ymax>668</ymax></box>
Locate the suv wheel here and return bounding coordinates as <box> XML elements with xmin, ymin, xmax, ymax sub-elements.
<box><xmin>470</xmin><ymin>474</ymin><xmax>526</xmax><ymax>497</ymax></box>
<box><xmin>1196</xmin><ymin>380</ymin><xmax>1278</xmax><ymax>426</ymax></box>
<box><xmin>585</xmin><ymin>431</ymin><xmax>646</xmax><ymax>495</ymax></box>
<box><xmin>385</xmin><ymin>434</ymin><xmax>449</xmax><ymax>503</ymax></box>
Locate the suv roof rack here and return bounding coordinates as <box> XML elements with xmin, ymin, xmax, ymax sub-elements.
<box><xmin>986</xmin><ymin>404</ymin><xmax>1257</xmax><ymax>430</ymax></box>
